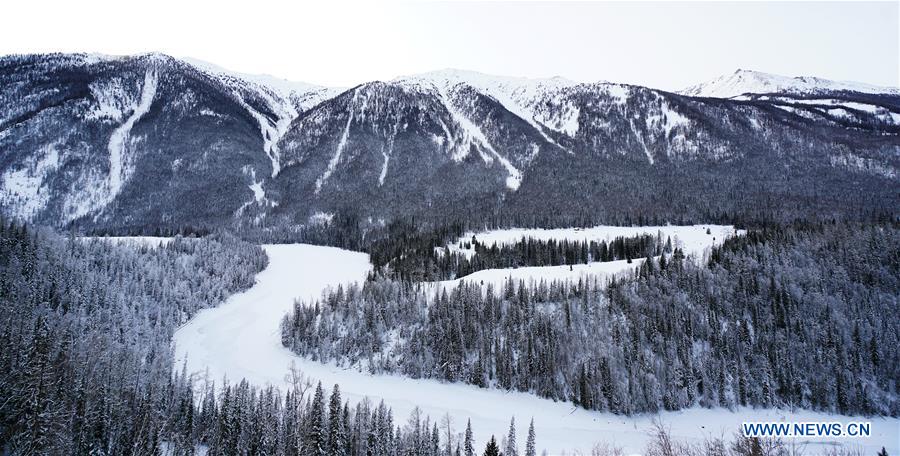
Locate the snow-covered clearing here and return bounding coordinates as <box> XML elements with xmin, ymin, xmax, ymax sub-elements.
<box><xmin>437</xmin><ymin>258</ymin><xmax>646</xmax><ymax>291</ymax></box>
<box><xmin>171</xmin><ymin>240</ymin><xmax>898</xmax><ymax>455</ymax></box>
<box><xmin>436</xmin><ymin>225</ymin><xmax>739</xmax><ymax>290</ymax></box>
<box><xmin>447</xmin><ymin>224</ymin><xmax>737</xmax><ymax>258</ymax></box>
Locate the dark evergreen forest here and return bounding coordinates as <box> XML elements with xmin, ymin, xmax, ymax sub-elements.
<box><xmin>376</xmin><ymin>230</ymin><xmax>665</xmax><ymax>282</ymax></box>
<box><xmin>0</xmin><ymin>222</ymin><xmax>521</xmax><ymax>455</ymax></box>
<box><xmin>282</xmin><ymin>222</ymin><xmax>900</xmax><ymax>417</ymax></box>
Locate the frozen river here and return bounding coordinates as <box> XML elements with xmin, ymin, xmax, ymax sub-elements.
<box><xmin>171</xmin><ymin>240</ymin><xmax>898</xmax><ymax>454</ymax></box>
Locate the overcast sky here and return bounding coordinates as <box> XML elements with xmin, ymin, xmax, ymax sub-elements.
<box><xmin>3</xmin><ymin>1</ymin><xmax>897</xmax><ymax>90</ymax></box>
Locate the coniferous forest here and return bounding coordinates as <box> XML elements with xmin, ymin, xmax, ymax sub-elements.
<box><xmin>382</xmin><ymin>232</ymin><xmax>665</xmax><ymax>282</ymax></box>
<box><xmin>1</xmin><ymin>14</ymin><xmax>900</xmax><ymax>455</ymax></box>
<box><xmin>0</xmin><ymin>222</ymin><xmax>522</xmax><ymax>455</ymax></box>
<box><xmin>282</xmin><ymin>222</ymin><xmax>900</xmax><ymax>417</ymax></box>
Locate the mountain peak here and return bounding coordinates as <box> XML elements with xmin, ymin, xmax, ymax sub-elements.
<box><xmin>179</xmin><ymin>56</ymin><xmax>336</xmax><ymax>95</ymax></box>
<box><xmin>680</xmin><ymin>69</ymin><xmax>899</xmax><ymax>98</ymax></box>
<box><xmin>396</xmin><ymin>68</ymin><xmax>579</xmax><ymax>90</ymax></box>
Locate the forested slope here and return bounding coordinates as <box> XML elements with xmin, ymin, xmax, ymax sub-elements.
<box><xmin>283</xmin><ymin>222</ymin><xmax>900</xmax><ymax>416</ymax></box>
<box><xmin>0</xmin><ymin>225</ymin><xmax>266</xmax><ymax>453</ymax></box>
<box><xmin>0</xmin><ymin>223</ymin><xmax>532</xmax><ymax>455</ymax></box>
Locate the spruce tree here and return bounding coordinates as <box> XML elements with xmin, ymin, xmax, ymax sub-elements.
<box><xmin>505</xmin><ymin>417</ymin><xmax>517</xmax><ymax>456</ymax></box>
<box><xmin>307</xmin><ymin>382</ymin><xmax>326</xmax><ymax>456</ymax></box>
<box><xmin>483</xmin><ymin>435</ymin><xmax>500</xmax><ymax>456</ymax></box>
<box><xmin>464</xmin><ymin>419</ymin><xmax>475</xmax><ymax>456</ymax></box>
<box><xmin>327</xmin><ymin>385</ymin><xmax>345</xmax><ymax>456</ymax></box>
<box><xmin>525</xmin><ymin>419</ymin><xmax>536</xmax><ymax>456</ymax></box>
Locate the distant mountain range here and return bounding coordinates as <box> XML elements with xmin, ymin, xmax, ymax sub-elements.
<box><xmin>680</xmin><ymin>68</ymin><xmax>900</xmax><ymax>99</ymax></box>
<box><xmin>1</xmin><ymin>53</ymin><xmax>897</xmax><ymax>234</ymax></box>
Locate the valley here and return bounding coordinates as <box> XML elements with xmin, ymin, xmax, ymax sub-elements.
<box><xmin>1</xmin><ymin>53</ymin><xmax>898</xmax><ymax>233</ymax></box>
<box><xmin>170</xmin><ymin>228</ymin><xmax>899</xmax><ymax>454</ymax></box>
<box><xmin>0</xmin><ymin>49</ymin><xmax>897</xmax><ymax>455</ymax></box>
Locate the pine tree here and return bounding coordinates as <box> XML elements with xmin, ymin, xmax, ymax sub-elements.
<box><xmin>482</xmin><ymin>435</ymin><xmax>500</xmax><ymax>456</ymax></box>
<box><xmin>525</xmin><ymin>419</ymin><xmax>536</xmax><ymax>456</ymax></box>
<box><xmin>307</xmin><ymin>382</ymin><xmax>326</xmax><ymax>456</ymax></box>
<box><xmin>504</xmin><ymin>417</ymin><xmax>517</xmax><ymax>456</ymax></box>
<box><xmin>327</xmin><ymin>384</ymin><xmax>346</xmax><ymax>456</ymax></box>
<box><xmin>15</xmin><ymin>317</ymin><xmax>59</xmax><ymax>455</ymax></box>
<box><xmin>464</xmin><ymin>419</ymin><xmax>475</xmax><ymax>456</ymax></box>
<box><xmin>431</xmin><ymin>422</ymin><xmax>441</xmax><ymax>456</ymax></box>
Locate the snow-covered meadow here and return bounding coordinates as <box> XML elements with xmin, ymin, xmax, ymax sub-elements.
<box><xmin>445</xmin><ymin>224</ymin><xmax>738</xmax><ymax>258</ymax></box>
<box><xmin>436</xmin><ymin>225</ymin><xmax>740</xmax><ymax>290</ymax></box>
<box><xmin>168</xmin><ymin>228</ymin><xmax>898</xmax><ymax>455</ymax></box>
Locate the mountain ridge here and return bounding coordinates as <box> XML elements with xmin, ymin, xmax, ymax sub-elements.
<box><xmin>0</xmin><ymin>52</ymin><xmax>897</xmax><ymax>235</ymax></box>
<box><xmin>680</xmin><ymin>68</ymin><xmax>900</xmax><ymax>99</ymax></box>
<box><xmin>5</xmin><ymin>52</ymin><xmax>897</xmax><ymax>98</ymax></box>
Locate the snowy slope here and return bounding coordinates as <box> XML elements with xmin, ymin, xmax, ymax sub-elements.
<box><xmin>758</xmin><ymin>95</ymin><xmax>900</xmax><ymax>129</ymax></box>
<box><xmin>3</xmin><ymin>53</ymin><xmax>898</xmax><ymax>230</ymax></box>
<box><xmin>389</xmin><ymin>71</ymin><xmax>538</xmax><ymax>189</ymax></box>
<box><xmin>182</xmin><ymin>57</ymin><xmax>343</xmax><ymax>178</ymax></box>
<box><xmin>399</xmin><ymin>69</ymin><xmax>581</xmax><ymax>142</ymax></box>
<box><xmin>0</xmin><ymin>142</ymin><xmax>62</xmax><ymax>219</ymax></box>
<box><xmin>106</xmin><ymin>70</ymin><xmax>158</xmax><ymax>201</ymax></box>
<box><xmin>180</xmin><ymin>57</ymin><xmax>343</xmax><ymax>112</ymax></box>
<box><xmin>680</xmin><ymin>69</ymin><xmax>900</xmax><ymax>98</ymax></box>
<box><xmin>172</xmin><ymin>241</ymin><xmax>898</xmax><ymax>455</ymax></box>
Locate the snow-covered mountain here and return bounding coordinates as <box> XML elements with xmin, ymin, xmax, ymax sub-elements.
<box><xmin>0</xmin><ymin>54</ymin><xmax>897</xmax><ymax>233</ymax></box>
<box><xmin>680</xmin><ymin>69</ymin><xmax>900</xmax><ymax>98</ymax></box>
<box><xmin>397</xmin><ymin>69</ymin><xmax>582</xmax><ymax>142</ymax></box>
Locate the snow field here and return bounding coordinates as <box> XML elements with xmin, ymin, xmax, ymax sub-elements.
<box><xmin>437</xmin><ymin>225</ymin><xmax>740</xmax><ymax>291</ymax></box>
<box><xmin>171</xmin><ymin>238</ymin><xmax>898</xmax><ymax>454</ymax></box>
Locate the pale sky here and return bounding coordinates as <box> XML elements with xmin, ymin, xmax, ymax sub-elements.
<box><xmin>3</xmin><ymin>1</ymin><xmax>898</xmax><ymax>91</ymax></box>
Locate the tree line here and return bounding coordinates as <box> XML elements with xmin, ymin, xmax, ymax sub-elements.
<box><xmin>0</xmin><ymin>220</ymin><xmax>535</xmax><ymax>455</ymax></box>
<box><xmin>282</xmin><ymin>221</ymin><xmax>899</xmax><ymax>416</ymax></box>
<box><xmin>442</xmin><ymin>233</ymin><xmax>666</xmax><ymax>281</ymax></box>
<box><xmin>364</xmin><ymin>219</ymin><xmax>669</xmax><ymax>282</ymax></box>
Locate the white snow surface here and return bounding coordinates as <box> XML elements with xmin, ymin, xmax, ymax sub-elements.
<box><xmin>437</xmin><ymin>225</ymin><xmax>738</xmax><ymax>290</ymax></box>
<box><xmin>235</xmin><ymin>167</ymin><xmax>273</xmax><ymax>217</ymax></box>
<box><xmin>605</xmin><ymin>84</ymin><xmax>631</xmax><ymax>105</ymax></box>
<box><xmin>171</xmin><ymin>242</ymin><xmax>899</xmax><ymax>455</ymax></box>
<box><xmin>409</xmin><ymin>70</ymin><xmax>573</xmax><ymax>148</ymax></box>
<box><xmin>378</xmin><ymin>141</ymin><xmax>392</xmax><ymax>186</ymax></box>
<box><xmin>107</xmin><ymin>70</ymin><xmax>158</xmax><ymax>201</ymax></box>
<box><xmin>428</xmin><ymin>81</ymin><xmax>523</xmax><ymax>190</ymax></box>
<box><xmin>181</xmin><ymin>56</ymin><xmax>343</xmax><ymax>111</ymax></box>
<box><xmin>249</xmin><ymin>182</ymin><xmax>265</xmax><ymax>202</ymax></box>
<box><xmin>59</xmin><ymin>70</ymin><xmax>158</xmax><ymax>223</ymax></box>
<box><xmin>231</xmin><ymin>89</ymin><xmax>292</xmax><ymax>178</ymax></box>
<box><xmin>182</xmin><ymin>57</ymin><xmax>343</xmax><ymax>178</ymax></box>
<box><xmin>315</xmin><ymin>89</ymin><xmax>362</xmax><ymax>193</ymax></box>
<box><xmin>437</xmin><ymin>258</ymin><xmax>647</xmax><ymax>292</ymax></box>
<box><xmin>680</xmin><ymin>69</ymin><xmax>900</xmax><ymax>99</ymax></box>
<box><xmin>448</xmin><ymin>225</ymin><xmax>737</xmax><ymax>256</ymax></box>
<box><xmin>402</xmin><ymin>69</ymin><xmax>582</xmax><ymax>146</ymax></box>
<box><xmin>764</xmin><ymin>98</ymin><xmax>900</xmax><ymax>124</ymax></box>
